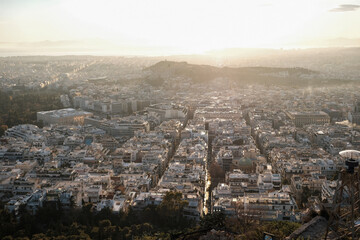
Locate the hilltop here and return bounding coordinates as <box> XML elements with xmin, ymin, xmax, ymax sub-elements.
<box><xmin>145</xmin><ymin>61</ymin><xmax>322</xmax><ymax>86</ymax></box>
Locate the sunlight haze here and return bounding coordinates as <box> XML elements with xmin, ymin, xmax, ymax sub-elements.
<box><xmin>1</xmin><ymin>0</ymin><xmax>360</xmax><ymax>55</ymax></box>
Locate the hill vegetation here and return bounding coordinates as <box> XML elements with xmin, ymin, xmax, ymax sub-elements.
<box><xmin>146</xmin><ymin>60</ymin><xmax>356</xmax><ymax>87</ymax></box>
<box><xmin>0</xmin><ymin>88</ymin><xmax>64</xmax><ymax>136</ymax></box>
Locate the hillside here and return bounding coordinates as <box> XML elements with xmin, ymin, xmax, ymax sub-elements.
<box><xmin>145</xmin><ymin>61</ymin><xmax>322</xmax><ymax>86</ymax></box>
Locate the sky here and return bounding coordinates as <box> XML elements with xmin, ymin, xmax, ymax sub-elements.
<box><xmin>0</xmin><ymin>0</ymin><xmax>360</xmax><ymax>55</ymax></box>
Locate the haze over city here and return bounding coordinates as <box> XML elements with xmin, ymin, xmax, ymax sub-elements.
<box><xmin>1</xmin><ymin>1</ymin><xmax>360</xmax><ymax>240</ymax></box>
<box><xmin>1</xmin><ymin>0</ymin><xmax>360</xmax><ymax>55</ymax></box>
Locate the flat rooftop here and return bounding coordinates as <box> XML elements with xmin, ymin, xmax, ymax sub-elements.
<box><xmin>288</xmin><ymin>111</ymin><xmax>329</xmax><ymax>116</ymax></box>
<box><xmin>37</xmin><ymin>108</ymin><xmax>93</xmax><ymax>118</ymax></box>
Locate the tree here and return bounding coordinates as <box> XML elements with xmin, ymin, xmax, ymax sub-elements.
<box><xmin>2</xmin><ymin>236</ymin><xmax>13</xmax><ymax>240</ymax></box>
<box><xmin>282</xmin><ymin>178</ymin><xmax>290</xmax><ymax>185</ymax></box>
<box><xmin>233</xmin><ymin>201</ymin><xmax>261</xmax><ymax>234</ymax></box>
<box><xmin>99</xmin><ymin>219</ymin><xmax>111</xmax><ymax>228</ymax></box>
<box><xmin>0</xmin><ymin>209</ymin><xmax>16</xmax><ymax>239</ymax></box>
<box><xmin>200</xmin><ymin>212</ymin><xmax>226</xmax><ymax>230</ymax></box>
<box><xmin>209</xmin><ymin>162</ymin><xmax>225</xmax><ymax>179</ymax></box>
<box><xmin>0</xmin><ymin>124</ymin><xmax>8</xmax><ymax>136</ymax></box>
<box><xmin>139</xmin><ymin>223</ymin><xmax>153</xmax><ymax>235</ymax></box>
<box><xmin>236</xmin><ymin>221</ymin><xmax>301</xmax><ymax>240</ymax></box>
<box><xmin>300</xmin><ymin>186</ymin><xmax>311</xmax><ymax>207</ymax></box>
<box><xmin>31</xmin><ymin>233</ymin><xmax>50</xmax><ymax>240</ymax></box>
<box><xmin>209</xmin><ymin>162</ymin><xmax>225</xmax><ymax>190</ymax></box>
<box><xmin>0</xmin><ymin>89</ymin><xmax>63</xmax><ymax>130</ymax></box>
<box><xmin>156</xmin><ymin>191</ymin><xmax>188</xmax><ymax>229</ymax></box>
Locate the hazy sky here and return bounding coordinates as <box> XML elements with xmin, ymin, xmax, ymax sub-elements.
<box><xmin>1</xmin><ymin>0</ymin><xmax>360</xmax><ymax>55</ymax></box>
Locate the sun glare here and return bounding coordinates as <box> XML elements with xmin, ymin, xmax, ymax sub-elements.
<box><xmin>51</xmin><ymin>0</ymin><xmax>333</xmax><ymax>52</ymax></box>
<box><xmin>0</xmin><ymin>0</ymin><xmax>359</xmax><ymax>55</ymax></box>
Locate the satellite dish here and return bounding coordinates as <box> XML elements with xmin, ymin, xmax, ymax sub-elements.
<box><xmin>339</xmin><ymin>150</ymin><xmax>360</xmax><ymax>173</ymax></box>
<box><xmin>339</xmin><ymin>150</ymin><xmax>360</xmax><ymax>160</ymax></box>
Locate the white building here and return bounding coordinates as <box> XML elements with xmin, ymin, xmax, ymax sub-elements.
<box><xmin>37</xmin><ymin>108</ymin><xmax>93</xmax><ymax>125</ymax></box>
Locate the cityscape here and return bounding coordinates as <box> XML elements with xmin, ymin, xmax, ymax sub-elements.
<box><xmin>1</xmin><ymin>1</ymin><xmax>360</xmax><ymax>240</ymax></box>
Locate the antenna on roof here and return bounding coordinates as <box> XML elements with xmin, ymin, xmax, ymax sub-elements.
<box><xmin>339</xmin><ymin>150</ymin><xmax>360</xmax><ymax>174</ymax></box>
<box><xmin>324</xmin><ymin>150</ymin><xmax>360</xmax><ymax>239</ymax></box>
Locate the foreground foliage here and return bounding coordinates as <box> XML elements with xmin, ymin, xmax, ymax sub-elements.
<box><xmin>0</xmin><ymin>203</ymin><xmax>301</xmax><ymax>240</ymax></box>
<box><xmin>0</xmin><ymin>192</ymin><xmax>194</xmax><ymax>240</ymax></box>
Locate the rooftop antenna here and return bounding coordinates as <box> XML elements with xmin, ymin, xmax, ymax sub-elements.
<box><xmin>324</xmin><ymin>150</ymin><xmax>360</xmax><ymax>239</ymax></box>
